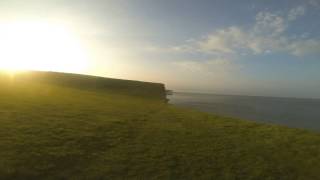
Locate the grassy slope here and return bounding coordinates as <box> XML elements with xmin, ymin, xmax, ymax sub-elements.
<box><xmin>0</xmin><ymin>72</ymin><xmax>320</xmax><ymax>179</ymax></box>
<box><xmin>13</xmin><ymin>71</ymin><xmax>167</xmax><ymax>100</ymax></box>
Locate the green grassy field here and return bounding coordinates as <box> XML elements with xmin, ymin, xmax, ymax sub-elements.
<box><xmin>0</xmin><ymin>71</ymin><xmax>320</xmax><ymax>179</ymax></box>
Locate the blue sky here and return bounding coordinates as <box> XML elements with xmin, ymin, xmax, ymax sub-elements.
<box><xmin>1</xmin><ymin>0</ymin><xmax>320</xmax><ymax>98</ymax></box>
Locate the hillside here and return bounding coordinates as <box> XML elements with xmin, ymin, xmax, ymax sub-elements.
<box><xmin>0</xmin><ymin>71</ymin><xmax>320</xmax><ymax>179</ymax></box>
<box><xmin>6</xmin><ymin>71</ymin><xmax>167</xmax><ymax>100</ymax></box>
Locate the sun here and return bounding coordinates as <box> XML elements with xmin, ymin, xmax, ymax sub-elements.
<box><xmin>0</xmin><ymin>21</ymin><xmax>89</xmax><ymax>73</ymax></box>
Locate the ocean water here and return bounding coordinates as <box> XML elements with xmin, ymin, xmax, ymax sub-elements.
<box><xmin>168</xmin><ymin>92</ymin><xmax>320</xmax><ymax>131</ymax></box>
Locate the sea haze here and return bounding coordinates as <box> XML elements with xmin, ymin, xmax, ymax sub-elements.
<box><xmin>169</xmin><ymin>92</ymin><xmax>320</xmax><ymax>131</ymax></box>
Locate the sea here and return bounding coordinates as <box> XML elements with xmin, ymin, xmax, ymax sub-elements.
<box><xmin>168</xmin><ymin>92</ymin><xmax>320</xmax><ymax>131</ymax></box>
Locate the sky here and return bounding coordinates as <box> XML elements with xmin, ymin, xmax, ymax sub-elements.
<box><xmin>0</xmin><ymin>0</ymin><xmax>320</xmax><ymax>98</ymax></box>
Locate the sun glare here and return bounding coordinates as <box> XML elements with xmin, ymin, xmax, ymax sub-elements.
<box><xmin>0</xmin><ymin>21</ymin><xmax>89</xmax><ymax>73</ymax></box>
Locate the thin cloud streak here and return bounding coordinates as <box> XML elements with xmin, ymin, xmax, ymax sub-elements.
<box><xmin>172</xmin><ymin>5</ymin><xmax>319</xmax><ymax>57</ymax></box>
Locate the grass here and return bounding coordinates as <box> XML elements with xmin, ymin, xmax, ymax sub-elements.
<box><xmin>0</xmin><ymin>71</ymin><xmax>320</xmax><ymax>179</ymax></box>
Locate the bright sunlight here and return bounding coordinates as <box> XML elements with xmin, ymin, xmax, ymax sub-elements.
<box><xmin>0</xmin><ymin>21</ymin><xmax>89</xmax><ymax>73</ymax></box>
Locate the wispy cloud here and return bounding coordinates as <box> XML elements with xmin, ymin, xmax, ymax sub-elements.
<box><xmin>173</xmin><ymin>58</ymin><xmax>239</xmax><ymax>75</ymax></box>
<box><xmin>288</xmin><ymin>6</ymin><xmax>305</xmax><ymax>21</ymax></box>
<box><xmin>308</xmin><ymin>0</ymin><xmax>320</xmax><ymax>8</ymax></box>
<box><xmin>173</xmin><ymin>5</ymin><xmax>320</xmax><ymax>57</ymax></box>
<box><xmin>254</xmin><ymin>11</ymin><xmax>287</xmax><ymax>36</ymax></box>
<box><xmin>170</xmin><ymin>57</ymin><xmax>244</xmax><ymax>91</ymax></box>
<box><xmin>289</xmin><ymin>39</ymin><xmax>320</xmax><ymax>56</ymax></box>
